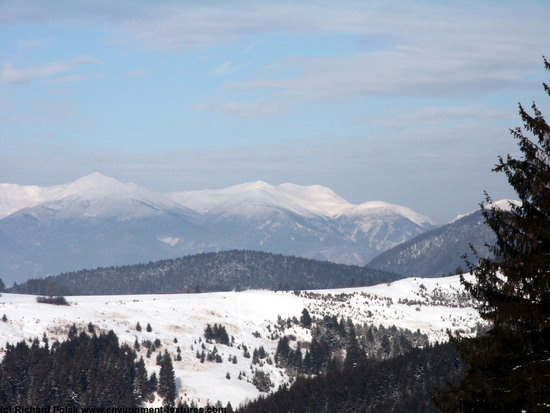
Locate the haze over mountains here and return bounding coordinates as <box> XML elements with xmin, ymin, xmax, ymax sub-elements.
<box><xmin>0</xmin><ymin>173</ymin><xmax>437</xmax><ymax>284</ymax></box>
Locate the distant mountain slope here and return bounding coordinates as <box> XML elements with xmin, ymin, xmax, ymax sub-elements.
<box><xmin>367</xmin><ymin>209</ymin><xmax>494</xmax><ymax>278</ymax></box>
<box><xmin>9</xmin><ymin>250</ymin><xmax>401</xmax><ymax>295</ymax></box>
<box><xmin>0</xmin><ymin>174</ymin><xmax>436</xmax><ymax>284</ymax></box>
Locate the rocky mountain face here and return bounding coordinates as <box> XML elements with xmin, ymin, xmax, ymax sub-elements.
<box><xmin>0</xmin><ymin>173</ymin><xmax>436</xmax><ymax>284</ymax></box>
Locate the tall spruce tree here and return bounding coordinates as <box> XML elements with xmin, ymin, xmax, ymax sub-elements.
<box><xmin>158</xmin><ymin>350</ymin><xmax>176</xmax><ymax>405</ymax></box>
<box><xmin>438</xmin><ymin>58</ymin><xmax>550</xmax><ymax>412</ymax></box>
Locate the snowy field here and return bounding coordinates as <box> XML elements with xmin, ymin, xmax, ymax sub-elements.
<box><xmin>0</xmin><ymin>275</ymin><xmax>481</xmax><ymax>407</ymax></box>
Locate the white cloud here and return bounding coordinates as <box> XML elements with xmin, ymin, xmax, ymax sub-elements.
<box><xmin>0</xmin><ymin>56</ymin><xmax>99</xmax><ymax>84</ymax></box>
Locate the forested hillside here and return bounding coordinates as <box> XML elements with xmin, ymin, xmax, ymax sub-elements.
<box><xmin>368</xmin><ymin>209</ymin><xmax>495</xmax><ymax>277</ymax></box>
<box><xmin>237</xmin><ymin>342</ymin><xmax>464</xmax><ymax>413</ymax></box>
<box><xmin>0</xmin><ymin>326</ymin><xmax>176</xmax><ymax>406</ymax></box>
<box><xmin>9</xmin><ymin>250</ymin><xmax>400</xmax><ymax>295</ymax></box>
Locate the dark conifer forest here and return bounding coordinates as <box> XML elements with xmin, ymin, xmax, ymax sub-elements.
<box><xmin>238</xmin><ymin>342</ymin><xmax>464</xmax><ymax>413</ymax></box>
<box><xmin>0</xmin><ymin>326</ymin><xmax>166</xmax><ymax>407</ymax></box>
<box><xmin>9</xmin><ymin>250</ymin><xmax>399</xmax><ymax>296</ymax></box>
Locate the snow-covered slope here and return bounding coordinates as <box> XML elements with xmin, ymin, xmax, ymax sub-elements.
<box><xmin>0</xmin><ymin>173</ymin><xmax>198</xmax><ymax>221</ymax></box>
<box><xmin>168</xmin><ymin>181</ymin><xmax>435</xmax><ymax>226</ymax></box>
<box><xmin>0</xmin><ymin>183</ymin><xmax>46</xmax><ymax>219</ymax></box>
<box><xmin>0</xmin><ymin>174</ymin><xmax>436</xmax><ymax>283</ymax></box>
<box><xmin>450</xmin><ymin>199</ymin><xmax>521</xmax><ymax>223</ymax></box>
<box><xmin>168</xmin><ymin>181</ymin><xmax>350</xmax><ymax>218</ymax></box>
<box><xmin>0</xmin><ymin>274</ymin><xmax>482</xmax><ymax>407</ymax></box>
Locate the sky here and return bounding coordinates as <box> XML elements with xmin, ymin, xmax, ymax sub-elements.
<box><xmin>1</xmin><ymin>1</ymin><xmax>550</xmax><ymax>223</ymax></box>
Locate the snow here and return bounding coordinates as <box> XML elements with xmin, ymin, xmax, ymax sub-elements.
<box><xmin>450</xmin><ymin>199</ymin><xmax>521</xmax><ymax>223</ymax></box>
<box><xmin>158</xmin><ymin>236</ymin><xmax>181</xmax><ymax>246</ymax></box>
<box><xmin>0</xmin><ymin>183</ymin><xmax>47</xmax><ymax>219</ymax></box>
<box><xmin>0</xmin><ymin>274</ymin><xmax>482</xmax><ymax>407</ymax></box>
<box><xmin>0</xmin><ymin>173</ymin><xmax>197</xmax><ymax>221</ymax></box>
<box><xmin>167</xmin><ymin>181</ymin><xmax>348</xmax><ymax>219</ymax></box>
<box><xmin>1</xmin><ymin>174</ymin><xmax>436</xmax><ymax>227</ymax></box>
<box><xmin>167</xmin><ymin>181</ymin><xmax>436</xmax><ymax>226</ymax></box>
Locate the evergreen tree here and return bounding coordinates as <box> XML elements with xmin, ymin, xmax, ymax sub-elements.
<box><xmin>149</xmin><ymin>372</ymin><xmax>158</xmax><ymax>394</ymax></box>
<box><xmin>0</xmin><ymin>341</ymin><xmax>30</xmax><ymax>404</ymax></box>
<box><xmin>158</xmin><ymin>351</ymin><xmax>176</xmax><ymax>405</ymax></box>
<box><xmin>439</xmin><ymin>58</ymin><xmax>550</xmax><ymax>412</ymax></box>
<box><xmin>343</xmin><ymin>321</ymin><xmax>364</xmax><ymax>370</ymax></box>
<box><xmin>300</xmin><ymin>308</ymin><xmax>312</xmax><ymax>328</ymax></box>
<box><xmin>133</xmin><ymin>357</ymin><xmax>149</xmax><ymax>403</ymax></box>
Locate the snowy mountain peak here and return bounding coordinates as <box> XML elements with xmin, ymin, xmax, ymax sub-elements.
<box><xmin>485</xmin><ymin>199</ymin><xmax>521</xmax><ymax>211</ymax></box>
<box><xmin>68</xmin><ymin>172</ymin><xmax>121</xmax><ymax>189</ymax></box>
<box><xmin>237</xmin><ymin>180</ymin><xmax>273</xmax><ymax>190</ymax></box>
<box><xmin>350</xmin><ymin>201</ymin><xmax>437</xmax><ymax>227</ymax></box>
<box><xmin>170</xmin><ymin>181</ymin><xmax>353</xmax><ymax>218</ymax></box>
<box><xmin>451</xmin><ymin>199</ymin><xmax>520</xmax><ymax>223</ymax></box>
<box><xmin>1</xmin><ymin>173</ymin><xmax>197</xmax><ymax>221</ymax></box>
<box><xmin>51</xmin><ymin>172</ymin><xmax>132</xmax><ymax>200</ymax></box>
<box><xmin>0</xmin><ymin>174</ymin><xmax>439</xmax><ymax>281</ymax></box>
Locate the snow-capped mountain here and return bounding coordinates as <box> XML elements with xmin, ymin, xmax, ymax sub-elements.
<box><xmin>0</xmin><ymin>173</ymin><xmax>436</xmax><ymax>284</ymax></box>
<box><xmin>0</xmin><ymin>274</ymin><xmax>482</xmax><ymax>407</ymax></box>
<box><xmin>0</xmin><ymin>173</ymin><xmax>199</xmax><ymax>221</ymax></box>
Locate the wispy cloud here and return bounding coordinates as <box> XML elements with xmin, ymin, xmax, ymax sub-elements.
<box><xmin>0</xmin><ymin>100</ymin><xmax>81</xmax><ymax>125</ymax></box>
<box><xmin>357</xmin><ymin>104</ymin><xmax>512</xmax><ymax>129</ymax></box>
<box><xmin>0</xmin><ymin>0</ymin><xmax>544</xmax><ymax>223</ymax></box>
<box><xmin>212</xmin><ymin>61</ymin><xmax>249</xmax><ymax>76</ymax></box>
<box><xmin>191</xmin><ymin>99</ymin><xmax>291</xmax><ymax>119</ymax></box>
<box><xmin>16</xmin><ymin>38</ymin><xmax>52</xmax><ymax>51</ymax></box>
<box><xmin>0</xmin><ymin>55</ymin><xmax>99</xmax><ymax>84</ymax></box>
<box><xmin>225</xmin><ymin>43</ymin><xmax>537</xmax><ymax>103</ymax></box>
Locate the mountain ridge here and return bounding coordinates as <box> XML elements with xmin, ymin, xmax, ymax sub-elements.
<box><xmin>0</xmin><ymin>173</ymin><xmax>437</xmax><ymax>283</ymax></box>
<box><xmin>367</xmin><ymin>199</ymin><xmax>520</xmax><ymax>278</ymax></box>
<box><xmin>8</xmin><ymin>249</ymin><xmax>401</xmax><ymax>296</ymax></box>
<box><xmin>1</xmin><ymin>173</ymin><xmax>437</xmax><ymax>225</ymax></box>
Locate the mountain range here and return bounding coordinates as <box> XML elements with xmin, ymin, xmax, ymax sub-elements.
<box><xmin>0</xmin><ymin>173</ymin><xmax>437</xmax><ymax>284</ymax></box>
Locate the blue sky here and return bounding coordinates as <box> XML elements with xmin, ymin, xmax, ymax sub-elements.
<box><xmin>1</xmin><ymin>1</ymin><xmax>550</xmax><ymax>223</ymax></box>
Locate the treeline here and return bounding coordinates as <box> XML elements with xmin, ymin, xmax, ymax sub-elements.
<box><xmin>9</xmin><ymin>250</ymin><xmax>399</xmax><ymax>295</ymax></box>
<box><xmin>238</xmin><ymin>342</ymin><xmax>464</xmax><ymax>413</ymax></box>
<box><xmin>0</xmin><ymin>326</ymin><xmax>176</xmax><ymax>407</ymax></box>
